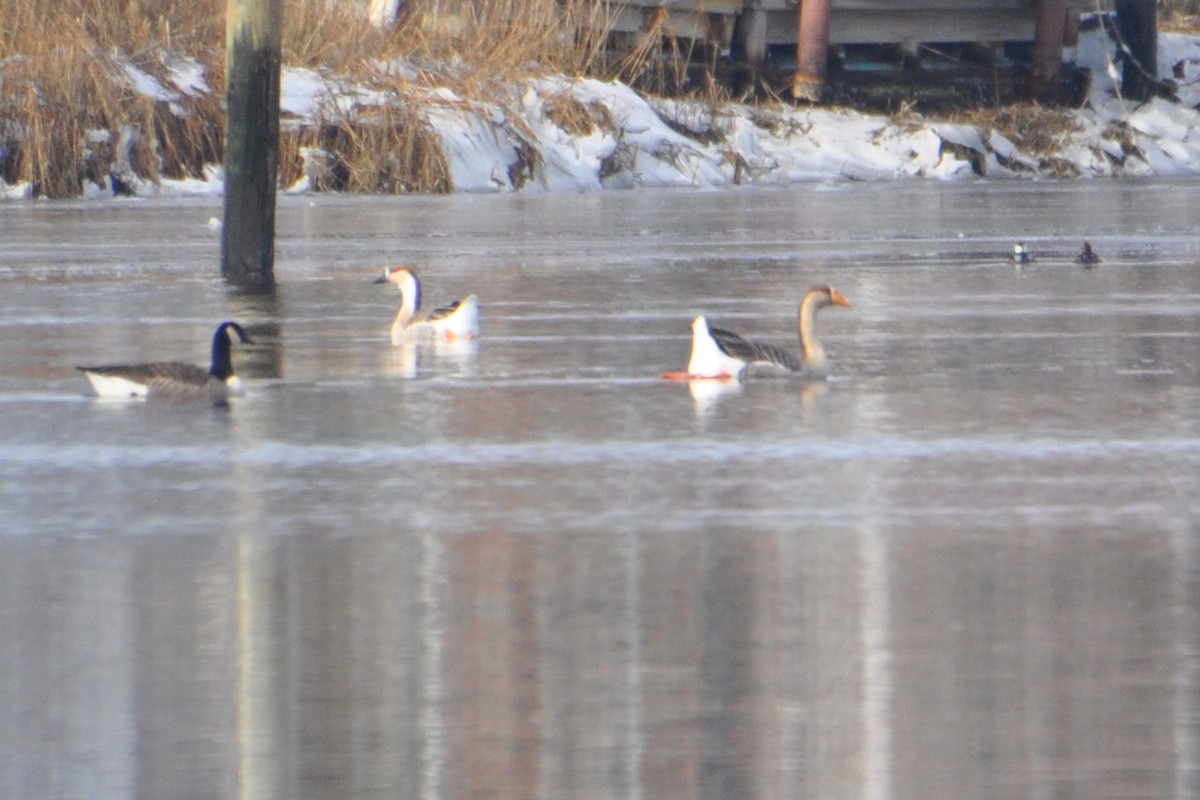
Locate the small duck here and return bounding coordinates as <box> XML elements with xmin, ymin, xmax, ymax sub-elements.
<box><xmin>1009</xmin><ymin>242</ymin><xmax>1036</xmax><ymax>264</ymax></box>
<box><xmin>374</xmin><ymin>266</ymin><xmax>479</xmax><ymax>343</ymax></box>
<box><xmin>1076</xmin><ymin>241</ymin><xmax>1101</xmax><ymax>266</ymax></box>
<box><xmin>662</xmin><ymin>286</ymin><xmax>851</xmax><ymax>381</ymax></box>
<box><xmin>78</xmin><ymin>321</ymin><xmax>253</xmax><ymax>401</ymax></box>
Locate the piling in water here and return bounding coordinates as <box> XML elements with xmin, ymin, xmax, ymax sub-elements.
<box><xmin>222</xmin><ymin>0</ymin><xmax>282</xmax><ymax>289</ymax></box>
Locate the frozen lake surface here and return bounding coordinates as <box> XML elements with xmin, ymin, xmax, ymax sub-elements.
<box><xmin>2</xmin><ymin>179</ymin><xmax>1199</xmax><ymax>798</ymax></box>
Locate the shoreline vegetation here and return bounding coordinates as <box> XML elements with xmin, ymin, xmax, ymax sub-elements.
<box><xmin>1</xmin><ymin>0</ymin><xmax>1199</xmax><ymax>200</ymax></box>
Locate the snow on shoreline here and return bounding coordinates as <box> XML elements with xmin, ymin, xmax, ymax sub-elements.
<box><xmin>3</xmin><ymin>20</ymin><xmax>1199</xmax><ymax>201</ymax></box>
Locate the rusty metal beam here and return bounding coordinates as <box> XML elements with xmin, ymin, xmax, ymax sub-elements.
<box><xmin>793</xmin><ymin>0</ymin><xmax>832</xmax><ymax>101</ymax></box>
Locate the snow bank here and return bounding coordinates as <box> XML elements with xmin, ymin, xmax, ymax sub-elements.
<box><xmin>2</xmin><ymin>18</ymin><xmax>1198</xmax><ymax>200</ymax></box>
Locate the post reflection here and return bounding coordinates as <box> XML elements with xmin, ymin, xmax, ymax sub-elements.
<box><xmin>228</xmin><ymin>287</ymin><xmax>283</xmax><ymax>381</ymax></box>
<box><xmin>2</xmin><ymin>500</ymin><xmax>1196</xmax><ymax>798</ymax></box>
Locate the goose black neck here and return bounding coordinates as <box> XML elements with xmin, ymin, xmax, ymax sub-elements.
<box><xmin>210</xmin><ymin>322</ymin><xmax>248</xmax><ymax>380</ymax></box>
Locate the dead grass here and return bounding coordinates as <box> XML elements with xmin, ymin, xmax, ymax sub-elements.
<box><xmin>1</xmin><ymin>0</ymin><xmax>229</xmax><ymax>196</ymax></box>
<box><xmin>1160</xmin><ymin>0</ymin><xmax>1200</xmax><ymax>33</ymax></box>
<box><xmin>1</xmin><ymin>0</ymin><xmax>612</xmax><ymax>197</ymax></box>
<box><xmin>949</xmin><ymin>104</ymin><xmax>1081</xmax><ymax>157</ymax></box>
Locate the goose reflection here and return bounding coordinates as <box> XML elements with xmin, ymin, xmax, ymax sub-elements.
<box><xmin>688</xmin><ymin>376</ymin><xmax>743</xmax><ymax>418</ymax></box>
<box><xmin>380</xmin><ymin>338</ymin><xmax>479</xmax><ymax>380</ymax></box>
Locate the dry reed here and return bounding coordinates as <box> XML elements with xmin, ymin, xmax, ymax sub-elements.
<box><xmin>1</xmin><ymin>0</ymin><xmax>620</xmax><ymax>197</ymax></box>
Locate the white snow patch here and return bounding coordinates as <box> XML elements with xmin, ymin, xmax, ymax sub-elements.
<box><xmin>165</xmin><ymin>55</ymin><xmax>210</xmax><ymax>98</ymax></box>
<box><xmin>122</xmin><ymin>62</ymin><xmax>177</xmax><ymax>103</ymax></box>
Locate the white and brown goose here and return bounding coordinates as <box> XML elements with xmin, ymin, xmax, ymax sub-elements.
<box><xmin>374</xmin><ymin>266</ymin><xmax>479</xmax><ymax>343</ymax></box>
<box><xmin>78</xmin><ymin>321</ymin><xmax>253</xmax><ymax>400</ymax></box>
<box><xmin>661</xmin><ymin>286</ymin><xmax>851</xmax><ymax>381</ymax></box>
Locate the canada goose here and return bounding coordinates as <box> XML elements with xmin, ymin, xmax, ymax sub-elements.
<box><xmin>1076</xmin><ymin>241</ymin><xmax>1101</xmax><ymax>266</ymax></box>
<box><xmin>78</xmin><ymin>321</ymin><xmax>252</xmax><ymax>400</ymax></box>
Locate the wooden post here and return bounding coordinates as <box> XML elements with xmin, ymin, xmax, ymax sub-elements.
<box><xmin>1030</xmin><ymin>0</ymin><xmax>1068</xmax><ymax>103</ymax></box>
<box><xmin>733</xmin><ymin>5</ymin><xmax>767</xmax><ymax>68</ymax></box>
<box><xmin>222</xmin><ymin>0</ymin><xmax>282</xmax><ymax>289</ymax></box>
<box><xmin>793</xmin><ymin>0</ymin><xmax>832</xmax><ymax>102</ymax></box>
<box><xmin>1115</xmin><ymin>0</ymin><xmax>1158</xmax><ymax>102</ymax></box>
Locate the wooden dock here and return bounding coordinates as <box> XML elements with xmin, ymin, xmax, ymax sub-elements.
<box><xmin>589</xmin><ymin>0</ymin><xmax>1109</xmax><ymax>103</ymax></box>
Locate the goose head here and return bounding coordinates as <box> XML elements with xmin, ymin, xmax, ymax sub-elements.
<box><xmin>375</xmin><ymin>265</ymin><xmax>421</xmax><ymax>311</ymax></box>
<box><xmin>210</xmin><ymin>321</ymin><xmax>253</xmax><ymax>381</ymax></box>
<box><xmin>808</xmin><ymin>285</ymin><xmax>851</xmax><ymax>310</ymax></box>
<box><xmin>797</xmin><ymin>286</ymin><xmax>850</xmax><ymax>371</ymax></box>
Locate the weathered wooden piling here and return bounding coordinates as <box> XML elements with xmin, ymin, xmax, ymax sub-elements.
<box><xmin>732</xmin><ymin>4</ymin><xmax>767</xmax><ymax>68</ymax></box>
<box><xmin>222</xmin><ymin>0</ymin><xmax>282</xmax><ymax>289</ymax></box>
<box><xmin>1030</xmin><ymin>0</ymin><xmax>1068</xmax><ymax>102</ymax></box>
<box><xmin>792</xmin><ymin>0</ymin><xmax>832</xmax><ymax>101</ymax></box>
<box><xmin>1115</xmin><ymin>0</ymin><xmax>1158</xmax><ymax>102</ymax></box>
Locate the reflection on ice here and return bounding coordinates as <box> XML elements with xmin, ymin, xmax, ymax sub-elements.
<box><xmin>380</xmin><ymin>338</ymin><xmax>479</xmax><ymax>380</ymax></box>
<box><xmin>687</xmin><ymin>376</ymin><xmax>742</xmax><ymax>418</ymax></box>
<box><xmin>2</xmin><ymin>182</ymin><xmax>1200</xmax><ymax>800</ymax></box>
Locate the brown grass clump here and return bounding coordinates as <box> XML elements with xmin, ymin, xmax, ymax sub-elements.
<box><xmin>286</xmin><ymin>105</ymin><xmax>452</xmax><ymax>194</ymax></box>
<box><xmin>1</xmin><ymin>0</ymin><xmax>603</xmax><ymax>197</ymax></box>
<box><xmin>542</xmin><ymin>90</ymin><xmax>599</xmax><ymax>137</ymax></box>
<box><xmin>949</xmin><ymin>104</ymin><xmax>1081</xmax><ymax>157</ymax></box>
<box><xmin>1</xmin><ymin>0</ymin><xmax>228</xmax><ymax>196</ymax></box>
<box><xmin>1160</xmin><ymin>0</ymin><xmax>1200</xmax><ymax>33</ymax></box>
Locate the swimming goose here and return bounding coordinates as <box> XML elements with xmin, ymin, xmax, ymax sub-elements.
<box><xmin>78</xmin><ymin>321</ymin><xmax>253</xmax><ymax>400</ymax></box>
<box><xmin>661</xmin><ymin>286</ymin><xmax>851</xmax><ymax>380</ymax></box>
<box><xmin>1009</xmin><ymin>242</ymin><xmax>1035</xmax><ymax>264</ymax></box>
<box><xmin>374</xmin><ymin>266</ymin><xmax>479</xmax><ymax>343</ymax></box>
<box><xmin>1076</xmin><ymin>241</ymin><xmax>1101</xmax><ymax>266</ymax></box>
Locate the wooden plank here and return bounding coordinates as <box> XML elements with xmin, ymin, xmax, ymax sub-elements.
<box><xmin>837</xmin><ymin>0</ymin><xmax>1029</xmax><ymax>7</ymax></box>
<box><xmin>616</xmin><ymin>0</ymin><xmax>1101</xmax><ymax>8</ymax></box>
<box><xmin>593</xmin><ymin>2</ymin><xmax>1065</xmax><ymax>48</ymax></box>
<box><xmin>614</xmin><ymin>0</ymin><xmax>744</xmax><ymax>14</ymax></box>
<box><xmin>763</xmin><ymin>9</ymin><xmax>1035</xmax><ymax>45</ymax></box>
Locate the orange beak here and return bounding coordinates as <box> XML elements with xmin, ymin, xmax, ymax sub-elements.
<box><xmin>830</xmin><ymin>287</ymin><xmax>851</xmax><ymax>308</ymax></box>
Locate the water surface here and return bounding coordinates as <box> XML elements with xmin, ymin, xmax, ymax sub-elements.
<box><xmin>1</xmin><ymin>179</ymin><xmax>1198</xmax><ymax>798</ymax></box>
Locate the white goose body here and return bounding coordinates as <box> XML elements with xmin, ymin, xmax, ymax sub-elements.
<box><xmin>78</xmin><ymin>321</ymin><xmax>252</xmax><ymax>401</ymax></box>
<box><xmin>686</xmin><ymin>316</ymin><xmax>752</xmax><ymax>380</ymax></box>
<box><xmin>375</xmin><ymin>266</ymin><xmax>479</xmax><ymax>343</ymax></box>
<box><xmin>1010</xmin><ymin>242</ymin><xmax>1035</xmax><ymax>264</ymax></box>
<box><xmin>663</xmin><ymin>286</ymin><xmax>850</xmax><ymax>381</ymax></box>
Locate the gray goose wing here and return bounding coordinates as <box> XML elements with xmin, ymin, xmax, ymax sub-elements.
<box><xmin>708</xmin><ymin>326</ymin><xmax>802</xmax><ymax>372</ymax></box>
<box><xmin>80</xmin><ymin>362</ymin><xmax>213</xmax><ymax>392</ymax></box>
<box><xmin>80</xmin><ymin>362</ymin><xmax>209</xmax><ymax>383</ymax></box>
<box><xmin>427</xmin><ymin>299</ymin><xmax>463</xmax><ymax>322</ymax></box>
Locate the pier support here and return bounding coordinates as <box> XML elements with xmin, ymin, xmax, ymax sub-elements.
<box><xmin>222</xmin><ymin>0</ymin><xmax>282</xmax><ymax>289</ymax></box>
<box><xmin>793</xmin><ymin>0</ymin><xmax>832</xmax><ymax>101</ymax></box>
<box><xmin>733</xmin><ymin>4</ymin><xmax>767</xmax><ymax>67</ymax></box>
<box><xmin>1115</xmin><ymin>0</ymin><xmax>1159</xmax><ymax>101</ymax></box>
<box><xmin>1030</xmin><ymin>0</ymin><xmax>1068</xmax><ymax>103</ymax></box>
